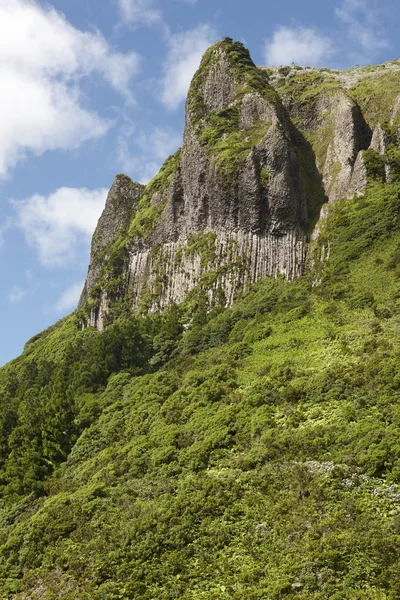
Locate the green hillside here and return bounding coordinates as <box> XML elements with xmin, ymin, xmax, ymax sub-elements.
<box><xmin>1</xmin><ymin>172</ymin><xmax>400</xmax><ymax>597</ymax></box>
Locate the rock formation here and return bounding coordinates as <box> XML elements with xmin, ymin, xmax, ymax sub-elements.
<box><xmin>79</xmin><ymin>39</ymin><xmax>400</xmax><ymax>329</ymax></box>
<box><xmin>79</xmin><ymin>175</ymin><xmax>144</xmax><ymax>309</ymax></box>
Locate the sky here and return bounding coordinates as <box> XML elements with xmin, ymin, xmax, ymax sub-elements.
<box><xmin>1</xmin><ymin>0</ymin><xmax>400</xmax><ymax>366</ymax></box>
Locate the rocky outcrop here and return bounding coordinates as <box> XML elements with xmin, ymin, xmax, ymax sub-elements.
<box><xmin>268</xmin><ymin>60</ymin><xmax>400</xmax><ymax>201</ymax></box>
<box><xmin>115</xmin><ymin>40</ymin><xmax>309</xmax><ymax>315</ymax></box>
<box><xmin>128</xmin><ymin>230</ymin><xmax>305</xmax><ymax>312</ymax></box>
<box><xmin>78</xmin><ymin>175</ymin><xmax>144</xmax><ymax>309</ymax></box>
<box><xmin>78</xmin><ymin>41</ymin><xmax>400</xmax><ymax>328</ymax></box>
<box><xmin>275</xmin><ymin>79</ymin><xmax>371</xmax><ymax>202</ymax></box>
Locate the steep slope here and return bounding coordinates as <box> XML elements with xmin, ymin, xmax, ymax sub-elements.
<box><xmin>80</xmin><ymin>39</ymin><xmax>311</xmax><ymax>330</ymax></box>
<box><xmin>78</xmin><ymin>175</ymin><xmax>145</xmax><ymax>309</ymax></box>
<box><xmin>1</xmin><ymin>177</ymin><xmax>400</xmax><ymax>598</ymax></box>
<box><xmin>2</xmin><ymin>40</ymin><xmax>400</xmax><ymax>599</ymax></box>
<box><xmin>268</xmin><ymin>61</ymin><xmax>400</xmax><ymax>212</ymax></box>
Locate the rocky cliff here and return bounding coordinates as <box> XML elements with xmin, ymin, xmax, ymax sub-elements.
<box><xmin>4</xmin><ymin>40</ymin><xmax>400</xmax><ymax>598</ymax></box>
<box><xmin>79</xmin><ymin>38</ymin><xmax>400</xmax><ymax>329</ymax></box>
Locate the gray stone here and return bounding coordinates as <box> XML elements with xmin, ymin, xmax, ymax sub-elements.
<box><xmin>78</xmin><ymin>42</ymin><xmax>400</xmax><ymax>328</ymax></box>
<box><xmin>78</xmin><ymin>174</ymin><xmax>144</xmax><ymax>310</ymax></box>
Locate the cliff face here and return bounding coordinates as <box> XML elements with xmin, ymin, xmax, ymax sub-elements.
<box><xmin>79</xmin><ymin>39</ymin><xmax>400</xmax><ymax>329</ymax></box>
<box><xmin>78</xmin><ymin>175</ymin><xmax>144</xmax><ymax>309</ymax></box>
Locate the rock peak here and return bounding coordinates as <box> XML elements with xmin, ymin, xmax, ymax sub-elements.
<box><xmin>78</xmin><ymin>42</ymin><xmax>400</xmax><ymax>328</ymax></box>
<box><xmin>186</xmin><ymin>38</ymin><xmax>276</xmax><ymax>125</ymax></box>
<box><xmin>78</xmin><ymin>174</ymin><xmax>144</xmax><ymax>313</ymax></box>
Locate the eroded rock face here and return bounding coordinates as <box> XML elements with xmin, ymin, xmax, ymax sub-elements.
<box><xmin>78</xmin><ymin>41</ymin><xmax>400</xmax><ymax>327</ymax></box>
<box><xmin>115</xmin><ymin>41</ymin><xmax>309</xmax><ymax>313</ymax></box>
<box><xmin>370</xmin><ymin>124</ymin><xmax>389</xmax><ymax>154</ymax></box>
<box><xmin>203</xmin><ymin>53</ymin><xmax>237</xmax><ymax>113</ymax></box>
<box><xmin>321</xmin><ymin>93</ymin><xmax>369</xmax><ymax>201</ymax></box>
<box><xmin>78</xmin><ymin>174</ymin><xmax>144</xmax><ymax>311</ymax></box>
<box><xmin>128</xmin><ymin>230</ymin><xmax>306</xmax><ymax>312</ymax></box>
<box><xmin>279</xmin><ymin>85</ymin><xmax>371</xmax><ymax>202</ymax></box>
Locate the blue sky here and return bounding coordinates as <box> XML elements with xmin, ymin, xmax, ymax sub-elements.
<box><xmin>0</xmin><ymin>0</ymin><xmax>399</xmax><ymax>366</ymax></box>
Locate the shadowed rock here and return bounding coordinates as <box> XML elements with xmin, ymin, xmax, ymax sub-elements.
<box><xmin>78</xmin><ymin>41</ymin><xmax>400</xmax><ymax>327</ymax></box>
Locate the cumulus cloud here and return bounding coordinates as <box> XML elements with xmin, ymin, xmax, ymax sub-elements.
<box><xmin>160</xmin><ymin>24</ymin><xmax>217</xmax><ymax>110</ymax></box>
<box><xmin>118</xmin><ymin>0</ymin><xmax>161</xmax><ymax>26</ymax></box>
<box><xmin>54</xmin><ymin>281</ymin><xmax>84</xmax><ymax>313</ymax></box>
<box><xmin>264</xmin><ymin>1</ymin><xmax>391</xmax><ymax>69</ymax></box>
<box><xmin>117</xmin><ymin>126</ymin><xmax>182</xmax><ymax>183</ymax></box>
<box><xmin>0</xmin><ymin>0</ymin><xmax>140</xmax><ymax>177</ymax></box>
<box><xmin>265</xmin><ymin>26</ymin><xmax>332</xmax><ymax>66</ymax></box>
<box><xmin>12</xmin><ymin>187</ymin><xmax>108</xmax><ymax>267</ymax></box>
<box><xmin>336</xmin><ymin>0</ymin><xmax>389</xmax><ymax>56</ymax></box>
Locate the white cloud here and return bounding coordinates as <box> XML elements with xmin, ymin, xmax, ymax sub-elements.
<box><xmin>160</xmin><ymin>24</ymin><xmax>217</xmax><ymax>110</ymax></box>
<box><xmin>264</xmin><ymin>1</ymin><xmax>391</xmax><ymax>70</ymax></box>
<box><xmin>265</xmin><ymin>26</ymin><xmax>332</xmax><ymax>67</ymax></box>
<box><xmin>12</xmin><ymin>187</ymin><xmax>108</xmax><ymax>267</ymax></box>
<box><xmin>117</xmin><ymin>126</ymin><xmax>182</xmax><ymax>183</ymax></box>
<box><xmin>8</xmin><ymin>286</ymin><xmax>27</xmax><ymax>303</ymax></box>
<box><xmin>54</xmin><ymin>281</ymin><xmax>84</xmax><ymax>313</ymax></box>
<box><xmin>0</xmin><ymin>0</ymin><xmax>140</xmax><ymax>177</ymax></box>
<box><xmin>336</xmin><ymin>0</ymin><xmax>389</xmax><ymax>56</ymax></box>
<box><xmin>118</xmin><ymin>0</ymin><xmax>161</xmax><ymax>26</ymax></box>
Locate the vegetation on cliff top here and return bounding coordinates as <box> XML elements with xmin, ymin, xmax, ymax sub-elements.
<box><xmin>4</xmin><ymin>44</ymin><xmax>400</xmax><ymax>598</ymax></box>
<box><xmin>349</xmin><ymin>71</ymin><xmax>400</xmax><ymax>128</ymax></box>
<box><xmin>187</xmin><ymin>38</ymin><xmax>279</xmax><ymax>188</ymax></box>
<box><xmin>79</xmin><ymin>149</ymin><xmax>182</xmax><ymax>323</ymax></box>
<box><xmin>1</xmin><ymin>177</ymin><xmax>400</xmax><ymax>597</ymax></box>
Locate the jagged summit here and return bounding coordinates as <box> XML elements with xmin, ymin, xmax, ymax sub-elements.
<box><xmin>182</xmin><ymin>38</ymin><xmax>306</xmax><ymax>234</ymax></box>
<box><xmin>78</xmin><ymin>39</ymin><xmax>400</xmax><ymax>329</ymax></box>
<box><xmin>78</xmin><ymin>175</ymin><xmax>144</xmax><ymax>309</ymax></box>
<box><xmin>4</xmin><ymin>42</ymin><xmax>400</xmax><ymax>598</ymax></box>
<box><xmin>185</xmin><ymin>38</ymin><xmax>279</xmax><ymax>124</ymax></box>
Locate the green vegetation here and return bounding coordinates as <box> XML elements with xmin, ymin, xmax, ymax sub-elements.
<box><xmin>186</xmin><ymin>38</ymin><xmax>279</xmax><ymax>188</ymax></box>
<box><xmin>273</xmin><ymin>71</ymin><xmax>342</xmax><ymax>110</ymax></box>
<box><xmin>79</xmin><ymin>149</ymin><xmax>182</xmax><ymax>323</ymax></box>
<box><xmin>363</xmin><ymin>148</ymin><xmax>386</xmax><ymax>183</ymax></box>
<box><xmin>4</xmin><ymin>49</ymin><xmax>400</xmax><ymax>599</ymax></box>
<box><xmin>362</xmin><ymin>144</ymin><xmax>400</xmax><ymax>185</ymax></box>
<box><xmin>200</xmin><ymin>114</ymin><xmax>271</xmax><ymax>187</ymax></box>
<box><xmin>386</xmin><ymin>144</ymin><xmax>400</xmax><ymax>181</ymax></box>
<box><xmin>260</xmin><ymin>167</ymin><xmax>270</xmax><ymax>187</ymax></box>
<box><xmin>1</xmin><ymin>178</ymin><xmax>400</xmax><ymax>596</ymax></box>
<box><xmin>128</xmin><ymin>149</ymin><xmax>182</xmax><ymax>239</ymax></box>
<box><xmin>349</xmin><ymin>72</ymin><xmax>400</xmax><ymax>128</ymax></box>
<box><xmin>183</xmin><ymin>232</ymin><xmax>217</xmax><ymax>269</ymax></box>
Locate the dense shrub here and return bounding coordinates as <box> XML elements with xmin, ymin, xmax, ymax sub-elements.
<box><xmin>1</xmin><ymin>180</ymin><xmax>400</xmax><ymax>597</ymax></box>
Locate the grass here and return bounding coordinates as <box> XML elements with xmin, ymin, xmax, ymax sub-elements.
<box><xmin>349</xmin><ymin>72</ymin><xmax>400</xmax><ymax>128</ymax></box>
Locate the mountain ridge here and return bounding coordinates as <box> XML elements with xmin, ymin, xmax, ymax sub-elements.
<box><xmin>78</xmin><ymin>39</ymin><xmax>400</xmax><ymax>331</ymax></box>
<box><xmin>2</xmin><ymin>39</ymin><xmax>400</xmax><ymax>598</ymax></box>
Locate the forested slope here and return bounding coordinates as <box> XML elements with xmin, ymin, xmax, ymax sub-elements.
<box><xmin>1</xmin><ymin>175</ymin><xmax>400</xmax><ymax>597</ymax></box>
<box><xmin>3</xmin><ymin>38</ymin><xmax>400</xmax><ymax>599</ymax></box>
